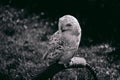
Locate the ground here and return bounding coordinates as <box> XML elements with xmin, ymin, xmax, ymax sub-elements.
<box><xmin>0</xmin><ymin>5</ymin><xmax>120</xmax><ymax>80</ymax></box>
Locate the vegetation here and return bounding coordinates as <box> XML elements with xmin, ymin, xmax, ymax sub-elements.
<box><xmin>0</xmin><ymin>5</ymin><xmax>120</xmax><ymax>80</ymax></box>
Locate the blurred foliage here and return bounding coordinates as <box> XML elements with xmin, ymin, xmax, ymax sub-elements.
<box><xmin>0</xmin><ymin>0</ymin><xmax>120</xmax><ymax>44</ymax></box>
<box><xmin>0</xmin><ymin>5</ymin><xmax>120</xmax><ymax>80</ymax></box>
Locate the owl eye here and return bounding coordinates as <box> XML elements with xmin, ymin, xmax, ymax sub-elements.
<box><xmin>66</xmin><ymin>23</ymin><xmax>72</xmax><ymax>27</ymax></box>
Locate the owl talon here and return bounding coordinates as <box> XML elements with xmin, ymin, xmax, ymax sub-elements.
<box><xmin>64</xmin><ymin>64</ymin><xmax>69</xmax><ymax>68</ymax></box>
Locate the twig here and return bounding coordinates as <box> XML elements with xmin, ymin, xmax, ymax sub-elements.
<box><xmin>32</xmin><ymin>57</ymin><xmax>98</xmax><ymax>80</ymax></box>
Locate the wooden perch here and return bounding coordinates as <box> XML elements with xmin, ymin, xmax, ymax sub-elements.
<box><xmin>32</xmin><ymin>63</ymin><xmax>65</xmax><ymax>80</ymax></box>
<box><xmin>32</xmin><ymin>57</ymin><xmax>98</xmax><ymax>80</ymax></box>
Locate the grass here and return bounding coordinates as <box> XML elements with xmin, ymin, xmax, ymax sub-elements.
<box><xmin>0</xmin><ymin>5</ymin><xmax>120</xmax><ymax>80</ymax></box>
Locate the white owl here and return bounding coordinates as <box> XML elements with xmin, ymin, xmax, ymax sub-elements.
<box><xmin>42</xmin><ymin>15</ymin><xmax>81</xmax><ymax>66</ymax></box>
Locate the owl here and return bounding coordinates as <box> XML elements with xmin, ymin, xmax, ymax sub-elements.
<box><xmin>42</xmin><ymin>15</ymin><xmax>81</xmax><ymax>66</ymax></box>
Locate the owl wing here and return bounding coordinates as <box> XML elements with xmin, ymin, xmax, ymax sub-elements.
<box><xmin>42</xmin><ymin>31</ymin><xmax>64</xmax><ymax>63</ymax></box>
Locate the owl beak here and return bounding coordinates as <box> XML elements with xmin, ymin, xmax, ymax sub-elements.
<box><xmin>61</xmin><ymin>27</ymin><xmax>67</xmax><ymax>32</ymax></box>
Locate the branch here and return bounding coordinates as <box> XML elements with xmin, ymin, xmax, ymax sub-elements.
<box><xmin>67</xmin><ymin>64</ymin><xmax>98</xmax><ymax>80</ymax></box>
<box><xmin>32</xmin><ymin>63</ymin><xmax>65</xmax><ymax>80</ymax></box>
<box><xmin>32</xmin><ymin>57</ymin><xmax>98</xmax><ymax>80</ymax></box>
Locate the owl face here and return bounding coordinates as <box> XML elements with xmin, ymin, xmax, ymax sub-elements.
<box><xmin>58</xmin><ymin>15</ymin><xmax>81</xmax><ymax>34</ymax></box>
<box><xmin>61</xmin><ymin>22</ymin><xmax>73</xmax><ymax>32</ymax></box>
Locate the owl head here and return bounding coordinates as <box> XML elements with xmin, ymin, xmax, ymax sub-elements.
<box><xmin>58</xmin><ymin>15</ymin><xmax>81</xmax><ymax>35</ymax></box>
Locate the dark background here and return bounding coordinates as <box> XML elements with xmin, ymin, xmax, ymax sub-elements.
<box><xmin>0</xmin><ymin>0</ymin><xmax>120</xmax><ymax>45</ymax></box>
